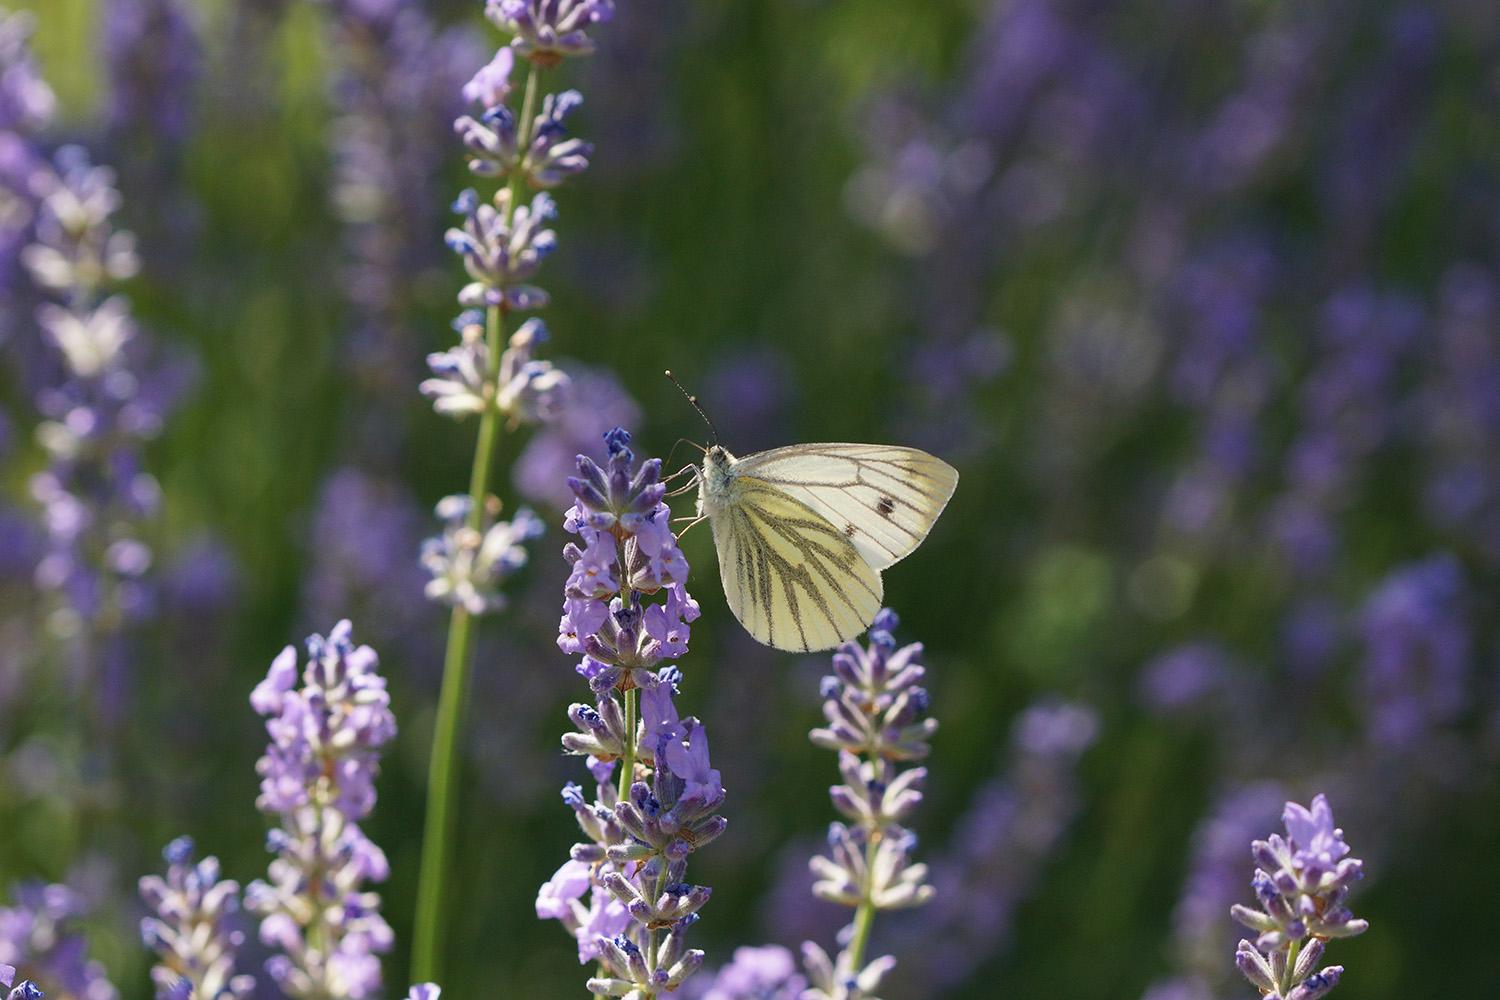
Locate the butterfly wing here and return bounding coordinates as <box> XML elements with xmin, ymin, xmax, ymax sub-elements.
<box><xmin>731</xmin><ymin>444</ymin><xmax>959</xmax><ymax>571</ymax></box>
<box><xmin>712</xmin><ymin>475</ymin><xmax>883</xmax><ymax>652</ymax></box>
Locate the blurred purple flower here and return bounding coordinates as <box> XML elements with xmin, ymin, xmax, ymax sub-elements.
<box><xmin>102</xmin><ymin>0</ymin><xmax>200</xmax><ymax>142</ymax></box>
<box><xmin>513</xmin><ymin>365</ymin><xmax>640</xmax><ymax>508</ymax></box>
<box><xmin>246</xmin><ymin>622</ymin><xmax>396</xmax><ymax>999</ymax></box>
<box><xmin>139</xmin><ymin>837</ymin><xmax>255</xmax><ymax>999</ymax></box>
<box><xmin>0</xmin><ymin>882</ymin><xmax>117</xmax><ymax>1000</ymax></box>
<box><xmin>1357</xmin><ymin>554</ymin><xmax>1470</xmax><ymax>749</ymax></box>
<box><xmin>884</xmin><ymin>698</ymin><xmax>1097</xmax><ymax>993</ymax></box>
<box><xmin>694</xmin><ymin>946</ymin><xmax>806</xmax><ymax>1000</ymax></box>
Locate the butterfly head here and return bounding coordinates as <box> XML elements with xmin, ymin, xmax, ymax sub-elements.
<box><xmin>698</xmin><ymin>444</ymin><xmax>737</xmax><ymax>514</ymax></box>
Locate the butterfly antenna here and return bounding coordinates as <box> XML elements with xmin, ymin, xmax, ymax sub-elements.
<box><xmin>664</xmin><ymin>370</ymin><xmax>720</xmax><ymax>446</ymax></box>
<box><xmin>664</xmin><ymin>437</ymin><xmax>707</xmax><ymax>473</ymax></box>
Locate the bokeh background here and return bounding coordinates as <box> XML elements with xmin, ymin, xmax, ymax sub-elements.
<box><xmin>2</xmin><ymin>0</ymin><xmax>1499</xmax><ymax>997</ymax></box>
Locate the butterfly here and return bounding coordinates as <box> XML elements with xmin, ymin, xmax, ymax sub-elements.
<box><xmin>646</xmin><ymin>375</ymin><xmax>955</xmax><ymax>659</ymax></box>
<box><xmin>693</xmin><ymin>441</ymin><xmax>958</xmax><ymax>651</ymax></box>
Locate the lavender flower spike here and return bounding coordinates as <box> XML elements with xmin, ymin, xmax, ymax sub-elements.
<box><xmin>245</xmin><ymin>621</ymin><xmax>396</xmax><ymax>1000</ymax></box>
<box><xmin>1231</xmin><ymin>795</ymin><xmax>1367</xmax><ymax>999</ymax></box>
<box><xmin>803</xmin><ymin>609</ymin><xmax>935</xmax><ymax>999</ymax></box>
<box><xmin>139</xmin><ymin>837</ymin><xmax>255</xmax><ymax>999</ymax></box>
<box><xmin>542</xmin><ymin>430</ymin><xmax>720</xmax><ymax>998</ymax></box>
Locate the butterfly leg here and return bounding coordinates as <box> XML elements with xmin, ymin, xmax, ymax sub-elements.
<box><xmin>663</xmin><ymin>464</ymin><xmax>701</xmax><ymax>497</ymax></box>
<box><xmin>672</xmin><ymin>514</ymin><xmax>708</xmax><ymax>539</ymax></box>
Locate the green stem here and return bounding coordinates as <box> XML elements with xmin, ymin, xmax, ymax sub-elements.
<box><xmin>411</xmin><ymin>60</ymin><xmax>544</xmax><ymax>983</ymax></box>
<box><xmin>1282</xmin><ymin>938</ymin><xmax>1302</xmax><ymax>995</ymax></box>
<box><xmin>411</xmin><ymin>304</ymin><xmax>507</xmax><ymax>982</ymax></box>
<box><xmin>618</xmin><ymin>686</ymin><xmax>638</xmax><ymax>802</ymax></box>
<box><xmin>843</xmin><ymin>831</ymin><xmax>881</xmax><ymax>975</ymax></box>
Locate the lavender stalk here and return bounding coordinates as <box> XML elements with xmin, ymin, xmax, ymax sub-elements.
<box><xmin>411</xmin><ymin>0</ymin><xmax>606</xmax><ymax>980</ymax></box>
<box><xmin>540</xmin><ymin>428</ymin><xmax>722</xmax><ymax>998</ymax></box>
<box><xmin>802</xmin><ymin>609</ymin><xmax>935</xmax><ymax>999</ymax></box>
<box><xmin>245</xmin><ymin>621</ymin><xmax>397</xmax><ymax>999</ymax></box>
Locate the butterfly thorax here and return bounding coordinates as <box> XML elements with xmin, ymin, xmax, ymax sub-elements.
<box><xmin>697</xmin><ymin>445</ymin><xmax>739</xmax><ymax>518</ymax></box>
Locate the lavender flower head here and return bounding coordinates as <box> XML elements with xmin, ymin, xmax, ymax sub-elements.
<box><xmin>455</xmin><ymin>87</ymin><xmax>593</xmax><ymax>188</ymax></box>
<box><xmin>542</xmin><ymin>430</ymin><xmax>722</xmax><ymax>998</ymax></box>
<box><xmin>245</xmin><ymin>621</ymin><xmax>396</xmax><ymax>999</ymax></box>
<box><xmin>1230</xmin><ymin>795</ymin><xmax>1367</xmax><ymax>1000</ymax></box>
<box><xmin>445</xmin><ymin>187</ymin><xmax>556</xmax><ymax>311</ymax></box>
<box><xmin>420</xmin><ymin>492</ymin><xmax>543</xmax><ymax>615</ymax></box>
<box><xmin>420</xmin><ymin>312</ymin><xmax>568</xmax><ymax>425</ymax></box>
<box><xmin>0</xmin><ymin>882</ymin><xmax>117</xmax><ymax>1000</ymax></box>
<box><xmin>558</xmin><ymin>427</ymin><xmax>698</xmax><ymax>692</ymax></box>
<box><xmin>139</xmin><ymin>837</ymin><xmax>255</xmax><ymax>999</ymax></box>
<box><xmin>486</xmin><ymin>0</ymin><xmax>614</xmax><ymax>64</ymax></box>
<box><xmin>803</xmin><ymin>609</ymin><xmax>935</xmax><ymax>1000</ymax></box>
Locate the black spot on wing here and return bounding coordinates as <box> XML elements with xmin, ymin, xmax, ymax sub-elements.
<box><xmin>877</xmin><ymin>495</ymin><xmax>895</xmax><ymax>517</ymax></box>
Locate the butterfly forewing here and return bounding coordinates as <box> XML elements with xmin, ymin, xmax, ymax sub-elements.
<box><xmin>731</xmin><ymin>444</ymin><xmax>959</xmax><ymax>571</ymax></box>
<box><xmin>711</xmin><ymin>477</ymin><xmax>883</xmax><ymax>652</ymax></box>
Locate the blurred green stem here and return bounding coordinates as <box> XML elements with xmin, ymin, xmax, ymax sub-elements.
<box><xmin>843</xmin><ymin>748</ymin><xmax>882</xmax><ymax>976</ymax></box>
<box><xmin>411</xmin><ymin>302</ymin><xmax>507</xmax><ymax>981</ymax></box>
<box><xmin>411</xmin><ymin>61</ymin><xmax>542</xmax><ymax>983</ymax></box>
<box><xmin>843</xmin><ymin>832</ymin><xmax>880</xmax><ymax>974</ymax></box>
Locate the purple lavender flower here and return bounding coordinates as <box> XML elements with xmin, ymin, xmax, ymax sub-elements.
<box><xmin>456</xmin><ymin>88</ymin><xmax>593</xmax><ymax>188</ymax></box>
<box><xmin>420</xmin><ymin>313</ymin><xmax>568</xmax><ymax>424</ymax></box>
<box><xmin>16</xmin><ymin>141</ymin><xmax>190</xmax><ymax>697</ymax></box>
<box><xmin>446</xmin><ymin>187</ymin><xmax>557</xmax><ymax>310</ymax></box>
<box><xmin>1356</xmin><ymin>554</ymin><xmax>1469</xmax><ymax>748</ymax></box>
<box><xmin>463</xmin><ymin>46</ymin><xmax>514</xmax><ymax>108</ymax></box>
<box><xmin>0</xmin><ymin>882</ymin><xmax>117</xmax><ymax>1000</ymax></box>
<box><xmin>486</xmin><ymin>0</ymin><xmax>614</xmax><ymax>64</ymax></box>
<box><xmin>696</xmin><ymin>946</ymin><xmax>807</xmax><ymax>1000</ymax></box>
<box><xmin>245</xmin><ymin>622</ymin><xmax>396</xmax><ymax>999</ymax></box>
<box><xmin>542</xmin><ymin>430</ymin><xmax>721</xmax><ymax>997</ymax></box>
<box><xmin>139</xmin><ymin>837</ymin><xmax>255</xmax><ymax>999</ymax></box>
<box><xmin>102</xmin><ymin>0</ymin><xmax>200</xmax><ymax>143</ymax></box>
<box><xmin>1230</xmin><ymin>795</ymin><xmax>1367</xmax><ymax>1000</ymax></box>
<box><xmin>558</xmin><ymin>428</ymin><xmax>697</xmax><ymax>688</ymax></box>
<box><xmin>883</xmin><ymin>699</ymin><xmax>1097</xmax><ymax>994</ymax></box>
<box><xmin>513</xmin><ymin>365</ymin><xmax>640</xmax><ymax>508</ymax></box>
<box><xmin>420</xmin><ymin>493</ymin><xmax>544</xmax><ymax>615</ymax></box>
<box><xmin>802</xmin><ymin>610</ymin><xmax>934</xmax><ymax>998</ymax></box>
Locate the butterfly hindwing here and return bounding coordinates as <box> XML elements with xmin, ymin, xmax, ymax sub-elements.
<box><xmin>711</xmin><ymin>477</ymin><xmax>883</xmax><ymax>652</ymax></box>
<box><xmin>730</xmin><ymin>444</ymin><xmax>959</xmax><ymax>571</ymax></box>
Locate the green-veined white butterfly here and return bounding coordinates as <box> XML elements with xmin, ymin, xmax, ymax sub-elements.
<box><xmin>667</xmin><ymin>374</ymin><xmax>959</xmax><ymax>652</ymax></box>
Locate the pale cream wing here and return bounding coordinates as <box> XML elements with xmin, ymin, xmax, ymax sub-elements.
<box><xmin>711</xmin><ymin>477</ymin><xmax>883</xmax><ymax>652</ymax></box>
<box><xmin>731</xmin><ymin>444</ymin><xmax>959</xmax><ymax>571</ymax></box>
